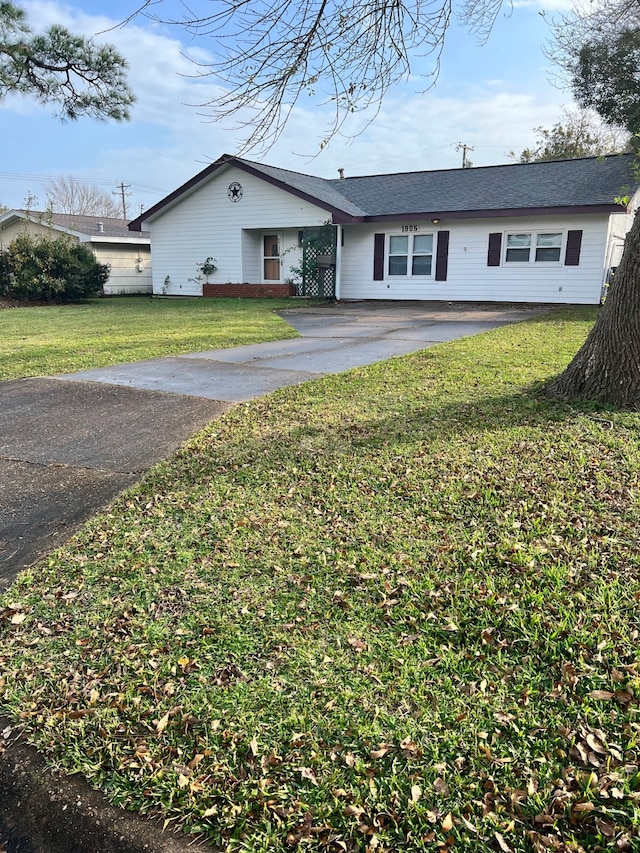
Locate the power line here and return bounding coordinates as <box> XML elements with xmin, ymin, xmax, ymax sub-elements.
<box><xmin>0</xmin><ymin>170</ymin><xmax>169</xmax><ymax>196</ymax></box>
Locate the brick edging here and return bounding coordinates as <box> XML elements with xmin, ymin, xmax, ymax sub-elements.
<box><xmin>202</xmin><ymin>283</ymin><xmax>296</xmax><ymax>298</ymax></box>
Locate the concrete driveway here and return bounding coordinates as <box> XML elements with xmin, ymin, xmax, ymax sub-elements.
<box><xmin>54</xmin><ymin>300</ymin><xmax>544</xmax><ymax>401</ymax></box>
<box><xmin>0</xmin><ymin>301</ymin><xmax>550</xmax><ymax>588</ymax></box>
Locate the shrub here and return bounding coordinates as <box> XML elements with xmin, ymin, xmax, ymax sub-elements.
<box><xmin>0</xmin><ymin>233</ymin><xmax>109</xmax><ymax>302</ymax></box>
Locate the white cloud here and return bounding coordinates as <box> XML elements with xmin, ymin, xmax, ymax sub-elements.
<box><xmin>0</xmin><ymin>1</ymin><xmax>570</xmax><ymax>212</ymax></box>
<box><xmin>512</xmin><ymin>0</ymin><xmax>575</xmax><ymax>11</ymax></box>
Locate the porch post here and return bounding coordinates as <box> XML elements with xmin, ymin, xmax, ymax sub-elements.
<box><xmin>335</xmin><ymin>224</ymin><xmax>342</xmax><ymax>300</ymax></box>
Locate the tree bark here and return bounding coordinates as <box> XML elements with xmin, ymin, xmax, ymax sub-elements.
<box><xmin>547</xmin><ymin>209</ymin><xmax>640</xmax><ymax>408</ymax></box>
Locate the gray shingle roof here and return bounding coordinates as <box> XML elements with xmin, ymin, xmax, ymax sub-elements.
<box><xmin>325</xmin><ymin>154</ymin><xmax>637</xmax><ymax>217</ymax></box>
<box><xmin>129</xmin><ymin>152</ymin><xmax>637</xmax><ymax>230</ymax></box>
<box><xmin>19</xmin><ymin>211</ymin><xmax>150</xmax><ymax>239</ymax></box>
<box><xmin>235</xmin><ymin>158</ymin><xmax>368</xmax><ymax>217</ymax></box>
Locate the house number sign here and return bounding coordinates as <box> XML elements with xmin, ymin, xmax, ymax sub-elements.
<box><xmin>401</xmin><ymin>224</ymin><xmax>420</xmax><ymax>232</ymax></box>
<box><xmin>228</xmin><ymin>181</ymin><xmax>243</xmax><ymax>202</ymax></box>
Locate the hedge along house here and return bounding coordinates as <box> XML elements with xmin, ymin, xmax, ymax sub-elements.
<box><xmin>127</xmin><ymin>153</ymin><xmax>639</xmax><ymax>304</ymax></box>
<box><xmin>0</xmin><ymin>210</ymin><xmax>152</xmax><ymax>295</ymax></box>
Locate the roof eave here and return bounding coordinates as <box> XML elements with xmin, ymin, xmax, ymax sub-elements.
<box><xmin>0</xmin><ymin>209</ymin><xmax>85</xmax><ymax>238</ymax></box>
<box><xmin>128</xmin><ymin>154</ymin><xmax>235</xmax><ymax>231</ymax></box>
<box><xmin>87</xmin><ymin>235</ymin><xmax>151</xmax><ymax>245</ymax></box>
<box><xmin>350</xmin><ymin>204</ymin><xmax>624</xmax><ymax>223</ymax></box>
<box><xmin>231</xmin><ymin>160</ymin><xmax>358</xmax><ymax>220</ymax></box>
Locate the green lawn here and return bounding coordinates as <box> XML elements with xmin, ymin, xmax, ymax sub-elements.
<box><xmin>0</xmin><ymin>296</ymin><xmax>299</xmax><ymax>381</ymax></box>
<box><xmin>2</xmin><ymin>305</ymin><xmax>639</xmax><ymax>852</ymax></box>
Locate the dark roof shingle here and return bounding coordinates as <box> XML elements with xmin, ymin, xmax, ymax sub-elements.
<box><xmin>326</xmin><ymin>155</ymin><xmax>637</xmax><ymax>217</ymax></box>
<box><xmin>19</xmin><ymin>211</ymin><xmax>150</xmax><ymax>239</ymax></box>
<box><xmin>129</xmin><ymin>152</ymin><xmax>637</xmax><ymax>229</ymax></box>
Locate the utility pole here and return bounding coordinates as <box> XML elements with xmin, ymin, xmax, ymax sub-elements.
<box><xmin>456</xmin><ymin>142</ymin><xmax>474</xmax><ymax>169</ymax></box>
<box><xmin>113</xmin><ymin>181</ymin><xmax>131</xmax><ymax>219</ymax></box>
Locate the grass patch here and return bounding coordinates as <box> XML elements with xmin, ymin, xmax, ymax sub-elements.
<box><xmin>2</xmin><ymin>305</ymin><xmax>639</xmax><ymax>852</ymax></box>
<box><xmin>0</xmin><ymin>296</ymin><xmax>300</xmax><ymax>380</ymax></box>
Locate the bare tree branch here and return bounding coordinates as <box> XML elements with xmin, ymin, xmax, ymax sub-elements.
<box><xmin>45</xmin><ymin>176</ymin><xmax>123</xmax><ymax>218</ymax></box>
<box><xmin>120</xmin><ymin>0</ymin><xmax>504</xmax><ymax>152</ymax></box>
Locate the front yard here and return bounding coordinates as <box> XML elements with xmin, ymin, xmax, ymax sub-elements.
<box><xmin>0</xmin><ymin>296</ymin><xmax>299</xmax><ymax>381</ymax></box>
<box><xmin>1</xmin><ymin>305</ymin><xmax>639</xmax><ymax>852</ymax></box>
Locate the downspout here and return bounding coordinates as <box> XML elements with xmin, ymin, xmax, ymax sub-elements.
<box><xmin>335</xmin><ymin>224</ymin><xmax>342</xmax><ymax>300</ymax></box>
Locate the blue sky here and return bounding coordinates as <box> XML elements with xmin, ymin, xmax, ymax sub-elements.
<box><xmin>0</xmin><ymin>0</ymin><xmax>574</xmax><ymax>216</ymax></box>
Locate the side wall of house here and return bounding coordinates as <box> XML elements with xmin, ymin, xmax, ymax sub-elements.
<box><xmin>604</xmin><ymin>194</ymin><xmax>640</xmax><ymax>277</ymax></box>
<box><xmin>340</xmin><ymin>213</ymin><xmax>613</xmax><ymax>304</ymax></box>
<box><xmin>146</xmin><ymin>167</ymin><xmax>329</xmax><ymax>296</ymax></box>
<box><xmin>94</xmin><ymin>244</ymin><xmax>152</xmax><ymax>295</ymax></box>
<box><xmin>0</xmin><ymin>219</ymin><xmax>66</xmax><ymax>248</ymax></box>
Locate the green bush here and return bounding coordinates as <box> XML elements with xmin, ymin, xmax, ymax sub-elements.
<box><xmin>0</xmin><ymin>233</ymin><xmax>109</xmax><ymax>302</ymax></box>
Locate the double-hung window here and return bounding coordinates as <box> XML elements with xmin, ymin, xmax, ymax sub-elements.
<box><xmin>505</xmin><ymin>232</ymin><xmax>562</xmax><ymax>263</ymax></box>
<box><xmin>388</xmin><ymin>234</ymin><xmax>434</xmax><ymax>277</ymax></box>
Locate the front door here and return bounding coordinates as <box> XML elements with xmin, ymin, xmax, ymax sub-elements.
<box><xmin>263</xmin><ymin>234</ymin><xmax>281</xmax><ymax>282</ymax></box>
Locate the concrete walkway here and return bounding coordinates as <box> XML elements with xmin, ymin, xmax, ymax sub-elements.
<box><xmin>0</xmin><ymin>301</ymin><xmax>549</xmax><ymax>589</ymax></box>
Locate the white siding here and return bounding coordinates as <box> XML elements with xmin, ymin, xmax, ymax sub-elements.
<box><xmin>145</xmin><ymin>167</ymin><xmax>328</xmax><ymax>295</ymax></box>
<box><xmin>281</xmin><ymin>230</ymin><xmax>304</xmax><ymax>283</ymax></box>
<box><xmin>241</xmin><ymin>230</ymin><xmax>261</xmax><ymax>283</ymax></box>
<box><xmin>340</xmin><ymin>214</ymin><xmax>615</xmax><ymax>304</ymax></box>
<box><xmin>95</xmin><ymin>244</ymin><xmax>152</xmax><ymax>295</ymax></box>
<box><xmin>605</xmin><ymin>194</ymin><xmax>639</xmax><ymax>277</ymax></box>
<box><xmin>0</xmin><ymin>219</ymin><xmax>55</xmax><ymax>247</ymax></box>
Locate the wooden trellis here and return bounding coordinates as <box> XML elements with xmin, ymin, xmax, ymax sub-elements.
<box><xmin>300</xmin><ymin>225</ymin><xmax>337</xmax><ymax>298</ymax></box>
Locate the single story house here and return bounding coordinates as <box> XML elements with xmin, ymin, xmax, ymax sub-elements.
<box><xmin>128</xmin><ymin>153</ymin><xmax>639</xmax><ymax>304</ymax></box>
<box><xmin>0</xmin><ymin>210</ymin><xmax>152</xmax><ymax>295</ymax></box>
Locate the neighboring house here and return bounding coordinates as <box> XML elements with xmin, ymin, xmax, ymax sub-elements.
<box><xmin>0</xmin><ymin>210</ymin><xmax>152</xmax><ymax>295</ymax></box>
<box><xmin>128</xmin><ymin>153</ymin><xmax>639</xmax><ymax>305</ymax></box>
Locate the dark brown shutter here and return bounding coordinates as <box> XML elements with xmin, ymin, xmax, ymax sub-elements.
<box><xmin>373</xmin><ymin>233</ymin><xmax>385</xmax><ymax>281</ymax></box>
<box><xmin>435</xmin><ymin>230</ymin><xmax>450</xmax><ymax>281</ymax></box>
<box><xmin>487</xmin><ymin>232</ymin><xmax>502</xmax><ymax>266</ymax></box>
<box><xmin>565</xmin><ymin>230</ymin><xmax>582</xmax><ymax>266</ymax></box>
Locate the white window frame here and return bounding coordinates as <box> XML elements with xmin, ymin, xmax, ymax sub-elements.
<box><xmin>387</xmin><ymin>232</ymin><xmax>435</xmax><ymax>278</ymax></box>
<box><xmin>504</xmin><ymin>231</ymin><xmax>564</xmax><ymax>265</ymax></box>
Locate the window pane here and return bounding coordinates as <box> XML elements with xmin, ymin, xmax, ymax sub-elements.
<box><xmin>264</xmin><ymin>258</ymin><xmax>280</xmax><ymax>280</ymax></box>
<box><xmin>389</xmin><ymin>235</ymin><xmax>408</xmax><ymax>254</ymax></box>
<box><xmin>389</xmin><ymin>256</ymin><xmax>407</xmax><ymax>275</ymax></box>
<box><xmin>537</xmin><ymin>233</ymin><xmax>562</xmax><ymax>247</ymax></box>
<box><xmin>412</xmin><ymin>255</ymin><xmax>432</xmax><ymax>276</ymax></box>
<box><xmin>413</xmin><ymin>234</ymin><xmax>433</xmax><ymax>253</ymax></box>
<box><xmin>535</xmin><ymin>233</ymin><xmax>561</xmax><ymax>262</ymax></box>
<box><xmin>505</xmin><ymin>247</ymin><xmax>530</xmax><ymax>262</ymax></box>
<box><xmin>263</xmin><ymin>234</ymin><xmax>280</xmax><ymax>257</ymax></box>
<box><xmin>507</xmin><ymin>233</ymin><xmax>531</xmax><ymax>248</ymax></box>
<box><xmin>535</xmin><ymin>247</ymin><xmax>561</xmax><ymax>262</ymax></box>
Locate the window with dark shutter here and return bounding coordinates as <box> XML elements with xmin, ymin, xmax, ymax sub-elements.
<box><xmin>435</xmin><ymin>230</ymin><xmax>450</xmax><ymax>281</ymax></box>
<box><xmin>373</xmin><ymin>233</ymin><xmax>385</xmax><ymax>281</ymax></box>
<box><xmin>565</xmin><ymin>230</ymin><xmax>582</xmax><ymax>266</ymax></box>
<box><xmin>487</xmin><ymin>232</ymin><xmax>502</xmax><ymax>266</ymax></box>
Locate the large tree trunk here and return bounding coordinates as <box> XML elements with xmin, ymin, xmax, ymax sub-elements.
<box><xmin>547</xmin><ymin>210</ymin><xmax>640</xmax><ymax>408</ymax></box>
